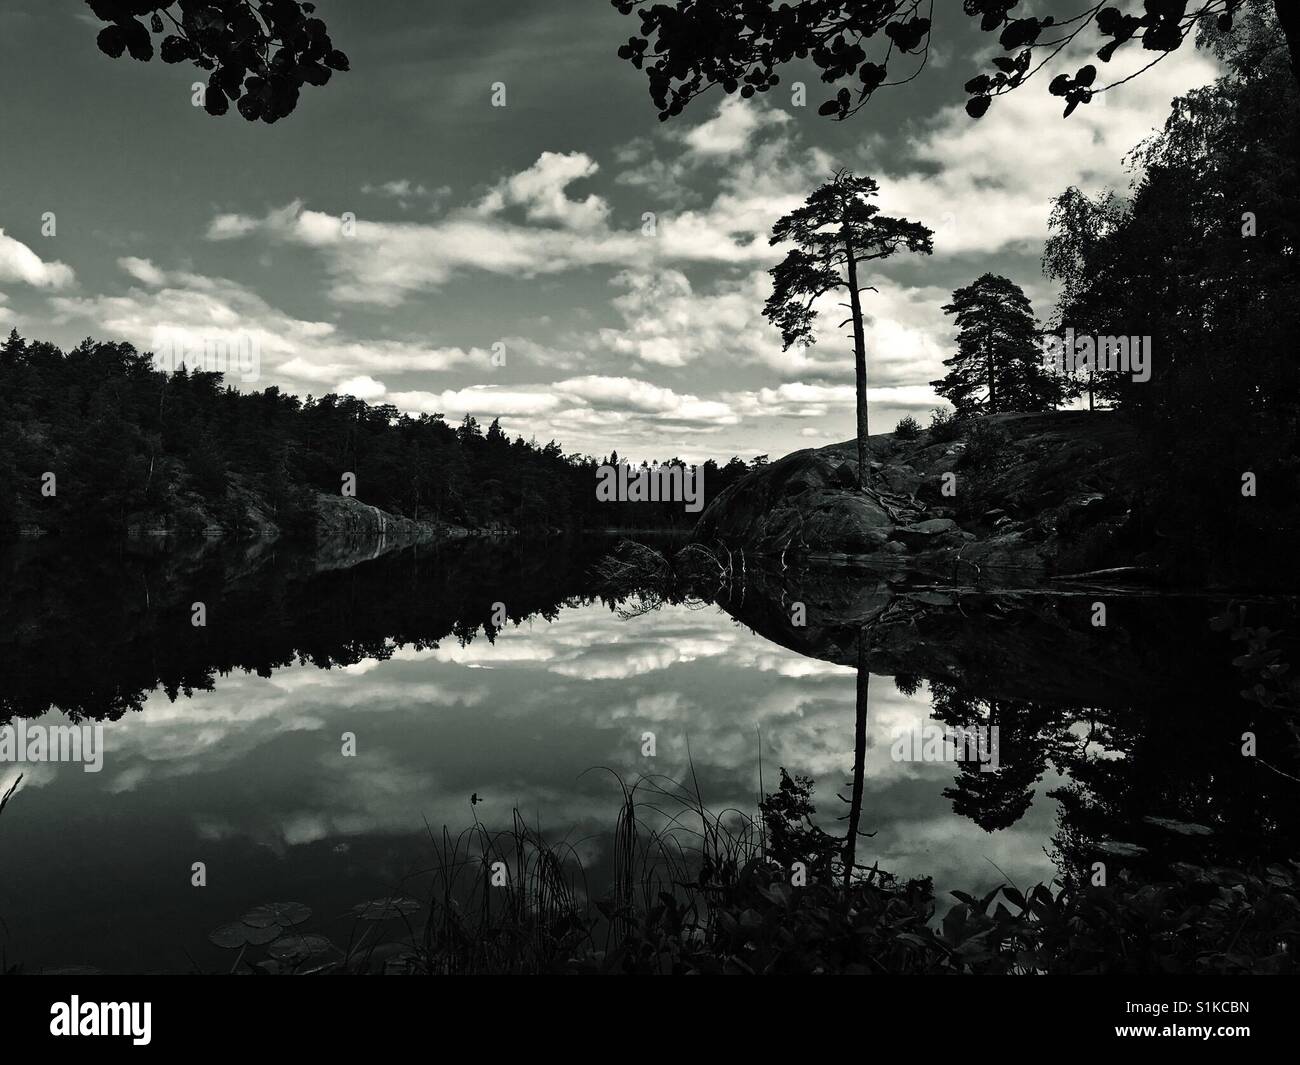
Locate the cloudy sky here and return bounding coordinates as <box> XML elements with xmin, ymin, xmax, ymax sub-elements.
<box><xmin>0</xmin><ymin>1</ymin><xmax>1220</xmax><ymax>462</ymax></box>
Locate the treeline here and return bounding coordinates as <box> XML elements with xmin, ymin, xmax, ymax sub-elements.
<box><xmin>0</xmin><ymin>333</ymin><xmax>759</xmax><ymax>541</ymax></box>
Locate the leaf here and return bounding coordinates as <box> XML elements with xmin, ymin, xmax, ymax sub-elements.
<box><xmin>966</xmin><ymin>95</ymin><xmax>991</xmax><ymax>119</ymax></box>
<box><xmin>204</xmin><ymin>85</ymin><xmax>229</xmax><ymax>116</ymax></box>
<box><xmin>242</xmin><ymin>902</ymin><xmax>312</xmax><ymax>928</ymax></box>
<box><xmin>96</xmin><ymin>25</ymin><xmax>127</xmax><ymax>58</ymax></box>
<box><xmin>267</xmin><ymin>933</ymin><xmax>336</xmax><ymax>963</ymax></box>
<box><xmin>351</xmin><ymin>896</ymin><xmax>422</xmax><ymax>921</ymax></box>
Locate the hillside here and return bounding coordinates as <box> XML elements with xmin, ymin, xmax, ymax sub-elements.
<box><xmin>693</xmin><ymin>411</ymin><xmax>1290</xmax><ymax>589</ymax></box>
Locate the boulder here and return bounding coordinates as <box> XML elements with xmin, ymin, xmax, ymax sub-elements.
<box><xmin>891</xmin><ymin>518</ymin><xmax>960</xmax><ymax>548</ymax></box>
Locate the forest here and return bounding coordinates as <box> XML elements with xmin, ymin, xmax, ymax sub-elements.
<box><xmin>0</xmin><ymin>330</ymin><xmax>761</xmax><ymax>541</ymax></box>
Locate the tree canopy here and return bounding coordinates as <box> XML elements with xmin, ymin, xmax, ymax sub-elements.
<box><xmin>612</xmin><ymin>0</ymin><xmax>1299</xmax><ymax>122</ymax></box>
<box><xmin>764</xmin><ymin>172</ymin><xmax>932</xmax><ymax>487</ymax></box>
<box><xmin>86</xmin><ymin>0</ymin><xmax>349</xmax><ymax>121</ymax></box>
<box><xmin>932</xmin><ymin>273</ymin><xmax>1060</xmax><ymax>417</ymax></box>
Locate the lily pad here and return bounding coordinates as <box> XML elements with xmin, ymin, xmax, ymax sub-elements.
<box><xmin>352</xmin><ymin>896</ymin><xmax>422</xmax><ymax>921</ymax></box>
<box><xmin>208</xmin><ymin>920</ymin><xmax>282</xmax><ymax>949</ymax></box>
<box><xmin>241</xmin><ymin>902</ymin><xmax>312</xmax><ymax>929</ymax></box>
<box><xmin>268</xmin><ymin>933</ymin><xmax>336</xmax><ymax>963</ymax></box>
<box><xmin>1143</xmin><ymin>816</ymin><xmax>1213</xmax><ymax>836</ymax></box>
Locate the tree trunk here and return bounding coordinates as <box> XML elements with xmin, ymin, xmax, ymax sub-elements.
<box><xmin>843</xmin><ymin>631</ymin><xmax>870</xmax><ymax>889</ymax></box>
<box><xmin>843</xmin><ymin>233</ymin><xmax>870</xmax><ymax>490</ymax></box>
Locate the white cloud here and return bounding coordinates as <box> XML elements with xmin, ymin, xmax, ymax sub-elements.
<box><xmin>49</xmin><ymin>261</ymin><xmax>477</xmax><ymax>389</ymax></box>
<box><xmin>337</xmin><ymin>375</ymin><xmax>387</xmax><ymax>401</ymax></box>
<box><xmin>476</xmin><ymin>151</ymin><xmax>610</xmax><ymax>229</ymax></box>
<box><xmin>680</xmin><ymin>96</ymin><xmax>790</xmax><ymax>158</ymax></box>
<box><xmin>0</xmin><ymin>228</ymin><xmax>75</xmax><ymax>289</ymax></box>
<box><xmin>871</xmin><ymin>42</ymin><xmax>1222</xmax><ymax>256</ymax></box>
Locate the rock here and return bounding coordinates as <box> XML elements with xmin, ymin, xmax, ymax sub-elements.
<box><xmin>802</xmin><ymin>495</ymin><xmax>892</xmax><ymax>553</ymax></box>
<box><xmin>831</xmin><ymin>463</ymin><xmax>858</xmax><ymax>489</ymax></box>
<box><xmin>311</xmin><ymin>494</ymin><xmax>467</xmax><ymax>570</ymax></box>
<box><xmin>892</xmin><ymin>518</ymin><xmax>959</xmax><ymax>548</ymax></box>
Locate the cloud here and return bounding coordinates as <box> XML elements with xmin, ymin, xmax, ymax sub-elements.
<box><xmin>48</xmin><ymin>260</ymin><xmax>477</xmax><ymax>392</ymax></box>
<box><xmin>475</xmin><ymin>151</ymin><xmax>610</xmax><ymax>229</ymax></box>
<box><xmin>361</xmin><ymin>179</ymin><xmax>452</xmax><ymax>210</ymax></box>
<box><xmin>871</xmin><ymin>42</ymin><xmax>1222</xmax><ymax>256</ymax></box>
<box><xmin>200</xmin><ymin>115</ymin><xmax>831</xmax><ymax>307</ymax></box>
<box><xmin>0</xmin><ymin>228</ymin><xmax>75</xmax><ymax>289</ymax></box>
<box><xmin>384</xmin><ymin>375</ymin><xmax>741</xmax><ymax>445</ymax></box>
<box><xmin>337</xmin><ymin>375</ymin><xmax>388</xmax><ymax>401</ymax></box>
<box><xmin>679</xmin><ymin>95</ymin><xmax>790</xmax><ymax>158</ymax></box>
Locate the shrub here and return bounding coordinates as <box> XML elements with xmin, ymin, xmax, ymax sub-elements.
<box><xmin>959</xmin><ymin>419</ymin><xmax>1012</xmax><ymax>470</ymax></box>
<box><xmin>927</xmin><ymin>407</ymin><xmax>961</xmax><ymax>443</ymax></box>
<box><xmin>894</xmin><ymin>415</ymin><xmax>922</xmax><ymax>440</ymax></box>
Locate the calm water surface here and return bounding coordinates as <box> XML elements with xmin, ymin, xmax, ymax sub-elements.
<box><xmin>0</xmin><ymin>537</ymin><xmax>1295</xmax><ymax>971</ymax></box>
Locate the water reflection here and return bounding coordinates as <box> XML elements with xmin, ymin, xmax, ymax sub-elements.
<box><xmin>0</xmin><ymin>539</ymin><xmax>1296</xmax><ymax>971</ymax></box>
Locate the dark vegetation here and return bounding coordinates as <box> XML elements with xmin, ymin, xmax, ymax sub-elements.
<box><xmin>155</xmin><ymin>774</ymin><xmax>1300</xmax><ymax>974</ymax></box>
<box><xmin>0</xmin><ymin>332</ymin><xmax>760</xmax><ymax>542</ymax></box>
<box><xmin>611</xmin><ymin>0</ymin><xmax>1300</xmax><ymax>122</ymax></box>
<box><xmin>1034</xmin><ymin>11</ymin><xmax>1300</xmax><ymax>585</ymax></box>
<box><xmin>86</xmin><ymin>0</ymin><xmax>348</xmax><ymax>122</ymax></box>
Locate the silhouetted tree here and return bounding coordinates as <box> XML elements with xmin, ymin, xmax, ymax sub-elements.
<box><xmin>1040</xmin><ymin>2</ymin><xmax>1299</xmax><ymax>581</ymax></box>
<box><xmin>86</xmin><ymin>0</ymin><xmax>349</xmax><ymax>121</ymax></box>
<box><xmin>764</xmin><ymin>171</ymin><xmax>932</xmax><ymax>489</ymax></box>
<box><xmin>612</xmin><ymin>0</ymin><xmax>1298</xmax><ymax>122</ymax></box>
<box><xmin>932</xmin><ymin>273</ymin><xmax>1060</xmax><ymax>416</ymax></box>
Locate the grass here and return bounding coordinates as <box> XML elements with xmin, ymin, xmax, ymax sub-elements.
<box><xmin>257</xmin><ymin>768</ymin><xmax>1300</xmax><ymax>976</ymax></box>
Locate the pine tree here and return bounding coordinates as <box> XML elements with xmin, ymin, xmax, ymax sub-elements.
<box><xmin>932</xmin><ymin>273</ymin><xmax>1060</xmax><ymax>417</ymax></box>
<box><xmin>764</xmin><ymin>171</ymin><xmax>932</xmax><ymax>489</ymax></box>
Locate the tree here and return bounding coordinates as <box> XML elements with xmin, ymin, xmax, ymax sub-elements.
<box><xmin>1038</xmin><ymin>0</ymin><xmax>1299</xmax><ymax>582</ymax></box>
<box><xmin>1042</xmin><ymin>187</ymin><xmax>1128</xmax><ymax>410</ymax></box>
<box><xmin>611</xmin><ymin>0</ymin><xmax>1298</xmax><ymax>123</ymax></box>
<box><xmin>764</xmin><ymin>172</ymin><xmax>932</xmax><ymax>489</ymax></box>
<box><xmin>932</xmin><ymin>273</ymin><xmax>1060</xmax><ymax>417</ymax></box>
<box><xmin>86</xmin><ymin>0</ymin><xmax>349</xmax><ymax>122</ymax></box>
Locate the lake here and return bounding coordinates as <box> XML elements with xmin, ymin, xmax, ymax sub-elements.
<box><xmin>1</xmin><ymin>536</ymin><xmax>1296</xmax><ymax>972</ymax></box>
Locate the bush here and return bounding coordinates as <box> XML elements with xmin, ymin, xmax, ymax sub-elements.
<box><xmin>894</xmin><ymin>415</ymin><xmax>922</xmax><ymax>440</ymax></box>
<box><xmin>958</xmin><ymin>419</ymin><xmax>1012</xmax><ymax>470</ymax></box>
<box><xmin>927</xmin><ymin>407</ymin><xmax>960</xmax><ymax>443</ymax></box>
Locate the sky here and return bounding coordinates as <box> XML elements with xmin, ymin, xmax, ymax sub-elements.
<box><xmin>0</xmin><ymin>0</ymin><xmax>1221</xmax><ymax>463</ymax></box>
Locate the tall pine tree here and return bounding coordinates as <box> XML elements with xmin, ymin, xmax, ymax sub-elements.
<box><xmin>765</xmin><ymin>171</ymin><xmax>932</xmax><ymax>489</ymax></box>
<box><xmin>932</xmin><ymin>273</ymin><xmax>1060</xmax><ymax>417</ymax></box>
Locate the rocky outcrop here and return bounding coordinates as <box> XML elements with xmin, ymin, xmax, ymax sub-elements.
<box><xmin>694</xmin><ymin>411</ymin><xmax>1149</xmax><ymax>582</ymax></box>
<box><xmin>311</xmin><ymin>494</ymin><xmax>469</xmax><ymax>571</ymax></box>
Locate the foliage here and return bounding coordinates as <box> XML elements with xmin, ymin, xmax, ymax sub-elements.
<box><xmin>0</xmin><ymin>332</ymin><xmax>756</xmax><ymax>541</ymax></box>
<box><xmin>893</xmin><ymin>414</ymin><xmax>922</xmax><ymax>440</ymax></box>
<box><xmin>933</xmin><ymin>273</ymin><xmax>1061</xmax><ymax>416</ymax></box>
<box><xmin>957</xmin><ymin>419</ymin><xmax>1012</xmax><ymax>471</ymax></box>
<box><xmin>1041</xmin><ymin>4</ymin><xmax>1300</xmax><ymax>584</ymax></box>
<box><xmin>926</xmin><ymin>406</ymin><xmax>960</xmax><ymax>443</ymax></box>
<box><xmin>764</xmin><ymin>171</ymin><xmax>932</xmax><ymax>488</ymax></box>
<box><xmin>86</xmin><ymin>0</ymin><xmax>348</xmax><ymax>121</ymax></box>
<box><xmin>213</xmin><ymin>770</ymin><xmax>1300</xmax><ymax>975</ymax></box>
<box><xmin>609</xmin><ymin>0</ymin><xmax>1283</xmax><ymax>123</ymax></box>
